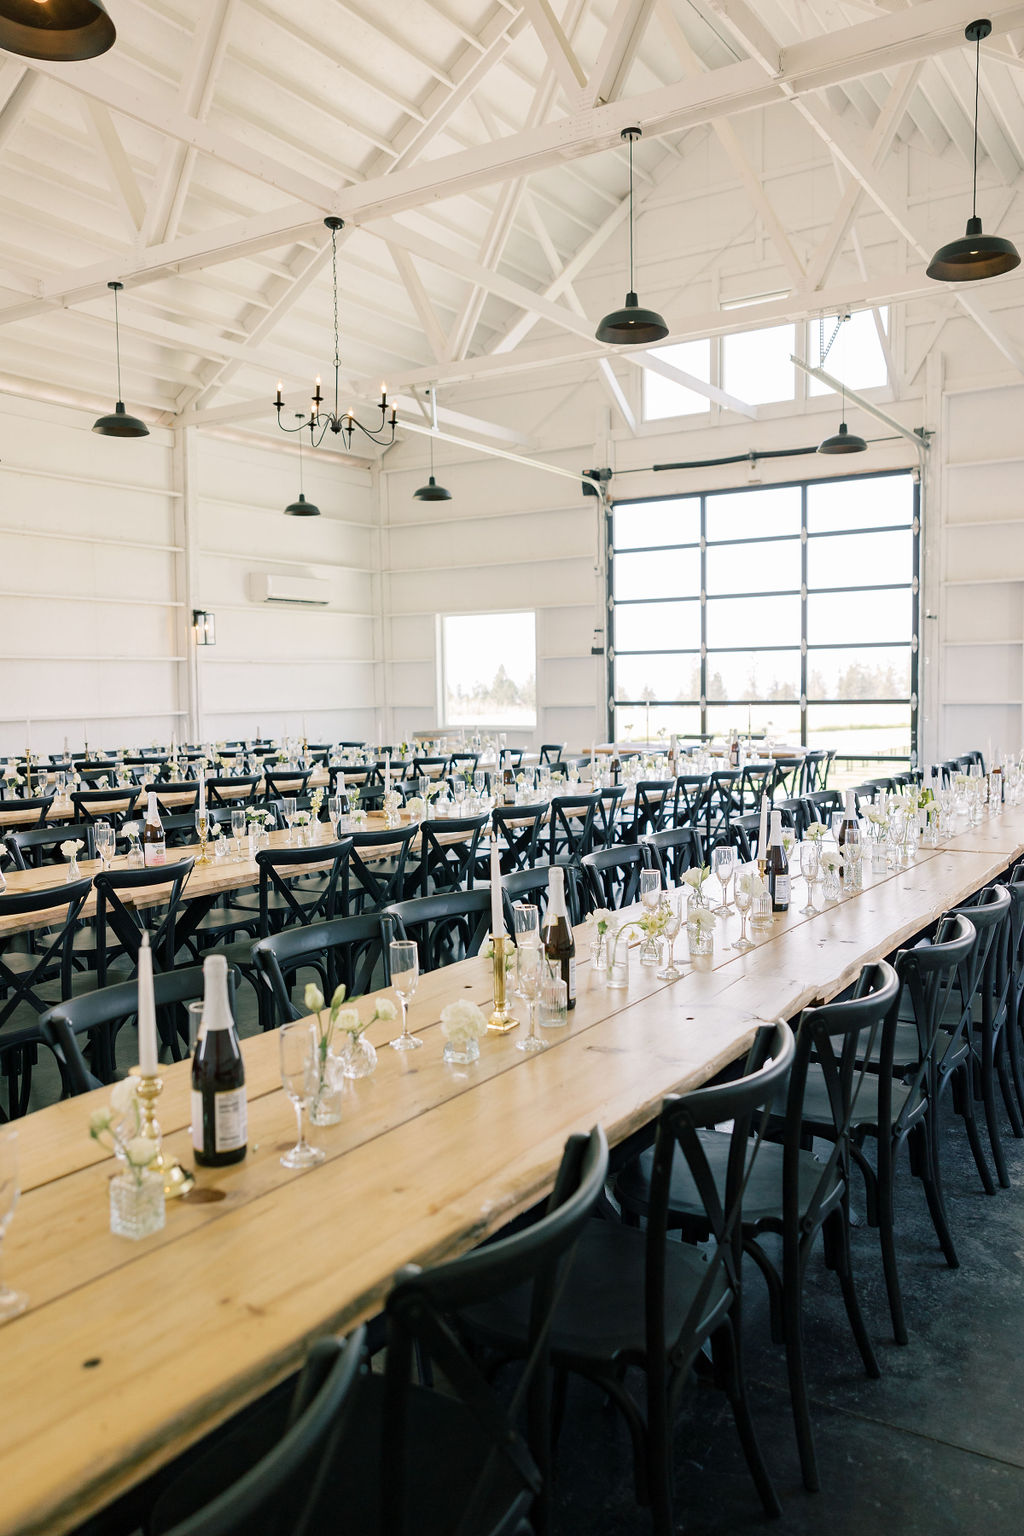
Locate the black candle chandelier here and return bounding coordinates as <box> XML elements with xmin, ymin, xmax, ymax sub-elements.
<box><xmin>274</xmin><ymin>217</ymin><xmax>397</xmax><ymax>450</ymax></box>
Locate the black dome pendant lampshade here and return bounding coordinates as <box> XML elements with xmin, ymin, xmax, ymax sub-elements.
<box><xmin>285</xmin><ymin>416</ymin><xmax>320</xmax><ymax>515</ymax></box>
<box><xmin>413</xmin><ymin>388</ymin><xmax>452</xmax><ymax>501</ymax></box>
<box><xmin>927</xmin><ymin>20</ymin><xmax>1021</xmax><ymax>283</ymax></box>
<box><xmin>818</xmin><ymin>317</ymin><xmax>867</xmax><ymax>455</ymax></box>
<box><xmin>0</xmin><ymin>0</ymin><xmax>115</xmax><ymax>61</ymax></box>
<box><xmin>595</xmin><ymin>127</ymin><xmax>668</xmax><ymax>346</ymax></box>
<box><xmin>92</xmin><ymin>282</ymin><xmax>149</xmax><ymax>437</ymax></box>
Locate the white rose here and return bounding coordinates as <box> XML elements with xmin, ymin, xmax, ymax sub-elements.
<box><xmin>89</xmin><ymin>1106</ymin><xmax>113</xmax><ymax>1135</ymax></box>
<box><xmin>373</xmin><ymin>998</ymin><xmax>397</xmax><ymax>1023</ymax></box>
<box><xmin>440</xmin><ymin>999</ymin><xmax>487</xmax><ymax>1044</ymax></box>
<box><xmin>334</xmin><ymin>1007</ymin><xmax>362</xmax><ymax>1035</ymax></box>
<box><xmin>124</xmin><ymin>1137</ymin><xmax>158</xmax><ymax>1168</ymax></box>
<box><xmin>110</xmin><ymin>1078</ymin><xmax>138</xmax><ymax>1117</ymax></box>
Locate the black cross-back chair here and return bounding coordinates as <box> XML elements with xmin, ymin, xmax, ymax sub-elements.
<box><xmin>4</xmin><ymin>823</ymin><xmax>96</xmax><ymax>871</ymax></box>
<box><xmin>0</xmin><ymin>879</ymin><xmax>92</xmax><ymax>1118</ymax></box>
<box><xmin>801</xmin><ymin>748</ymin><xmax>834</xmax><ymax>793</ymax></box>
<box><xmin>0</xmin><ymin>794</ymin><xmax>53</xmax><ymax>827</ymax></box>
<box><xmin>406</xmin><ymin>814</ymin><xmax>488</xmax><ymax>899</ymax></box>
<box><xmin>590</xmin><ymin>785</ymin><xmax>625</xmax><ymax>851</ymax></box>
<box><xmin>670</xmin><ymin>774</ymin><xmax>708</xmax><ymax>831</ymax></box>
<box><xmin>800</xmin><ymin>788</ymin><xmax>842</xmax><ymax>827</ymax></box>
<box><xmin>385</xmin><ymin>889</ymin><xmax>491</xmax><ymax>974</ymax></box>
<box><xmin>580</xmin><ymin>844</ymin><xmax>647</xmax><ymax>914</ymax></box>
<box><xmin>620</xmin><ymin>781</ymin><xmax>674</xmax><ymax>844</ymax></box>
<box><xmin>70</xmin><ymin>788</ymin><xmax>138</xmax><ymax>831</ymax></box>
<box><xmin>726</xmin><ymin>806</ymin><xmax>795</xmax><ymax>864</ymax></box>
<box><xmin>617</xmin><ymin>963</ymin><xmax>897</xmax><ymax>1493</ymax></box>
<box><xmin>348</xmin><ymin>823</ymin><xmax>419</xmax><ymax>914</ymax></box>
<box><xmin>38</xmin><ymin>964</ymin><xmax>239</xmax><ymax>1087</ymax></box>
<box><xmin>489</xmin><ymin>804</ymin><xmax>548</xmax><ymax>874</ymax></box>
<box><xmin>642</xmin><ymin>825</ymin><xmax>703</xmax><ymax>887</ymax></box>
<box><xmin>501</xmin><ymin>864</ymin><xmax>582</xmax><ymax>931</ymax></box>
<box><xmin>264</xmin><ymin>769</ymin><xmax>313</xmax><ymax>801</ymax></box>
<box><xmin>206</xmin><ymin>775</ymin><xmax>261</xmax><ymax>809</ymax></box>
<box><xmin>548</xmin><ymin>792</ymin><xmax>600</xmax><ymax>867</ymax></box>
<box><xmin>253</xmin><ymin>914</ymin><xmax>389</xmax><ymax>1028</ymax></box>
<box><xmin>144</xmin><ymin>780</ymin><xmax>201</xmax><ymax>815</ymax></box>
<box><xmin>411</xmin><ymin>756</ymin><xmax>450</xmax><ymax>781</ymax></box>
<box><xmin>538</xmin><ymin>742</ymin><xmax>564</xmax><ymax>765</ymax></box>
<box><xmin>771</xmin><ymin>757</ymin><xmax>804</xmax><ymax>800</ymax></box>
<box><xmin>460</xmin><ymin>1028</ymin><xmax>794</xmax><ymax>1536</ymax></box>
<box><xmin>1002</xmin><ymin>864</ymin><xmax>1024</xmax><ymax>1124</ymax></box>
<box><xmin>146</xmin><ymin>1329</ymin><xmax>367</xmax><ymax>1536</ymax></box>
<box><xmin>950</xmin><ymin>883</ymin><xmax>1017</xmax><ymax>1190</ymax></box>
<box><xmin>702</xmin><ymin>769</ymin><xmax>740</xmax><ymax>851</ymax></box>
<box><xmin>736</xmin><ymin>762</ymin><xmax>774</xmax><ymax>815</ymax></box>
<box><xmin>90</xmin><ymin>859</ymin><xmax>195</xmax><ymax>988</ymax></box>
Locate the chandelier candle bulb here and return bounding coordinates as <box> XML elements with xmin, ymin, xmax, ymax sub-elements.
<box><xmin>137</xmin><ymin>933</ymin><xmax>158</xmax><ymax>1078</ymax></box>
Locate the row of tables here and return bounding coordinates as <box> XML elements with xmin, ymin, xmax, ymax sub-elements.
<box><xmin>1</xmin><ymin>806</ymin><xmax>1021</xmax><ymax>1535</ymax></box>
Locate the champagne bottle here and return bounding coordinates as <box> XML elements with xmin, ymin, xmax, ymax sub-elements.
<box><xmin>610</xmin><ymin>753</ymin><xmax>621</xmax><ymax>786</ymax></box>
<box><xmin>767</xmin><ymin>809</ymin><xmax>790</xmax><ymax>913</ymax></box>
<box><xmin>142</xmin><ymin>791</ymin><xmax>166</xmax><ymax>868</ymax></box>
<box><xmin>542</xmin><ymin>865</ymin><xmax>576</xmax><ymax>1009</ymax></box>
<box><xmin>191</xmin><ymin>954</ymin><xmax>247</xmax><ymax>1168</ymax></box>
<box><xmin>837</xmin><ymin>789</ymin><xmax>859</xmax><ymax>881</ymax></box>
<box><xmin>502</xmin><ymin>764</ymin><xmax>516</xmax><ymax>805</ymax></box>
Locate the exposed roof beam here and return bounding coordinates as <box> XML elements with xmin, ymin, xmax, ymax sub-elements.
<box><xmin>791</xmin><ymin>355</ymin><xmax>928</xmax><ymax>446</ymax></box>
<box><xmin>79</xmin><ymin>100</ymin><xmax>146</xmax><ymax>234</ymax></box>
<box><xmin>386</xmin><ymin>244</ymin><xmax>450</xmax><ymax>363</ymax></box>
<box><xmin>519</xmin><ymin>0</ymin><xmax>588</xmax><ymax>102</ymax></box>
<box><xmin>0</xmin><ymin>66</ymin><xmax>36</xmax><ymax>153</ymax></box>
<box><xmin>399</xmin><ymin>414</ymin><xmax>592</xmax><ymax>487</ymax></box>
<box><xmin>703</xmin><ymin>0</ymin><xmax>783</xmax><ymax>75</ymax></box>
<box><xmin>635</xmin><ymin>348</ymin><xmax>759</xmax><ymax>417</ymax></box>
<box><xmin>583</xmin><ymin>0</ymin><xmax>657</xmax><ymax>107</ymax></box>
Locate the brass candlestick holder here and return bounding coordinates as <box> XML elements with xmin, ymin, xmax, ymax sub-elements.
<box><xmin>196</xmin><ymin>812</ymin><xmax>210</xmax><ymax>865</ymax></box>
<box><xmin>488</xmin><ymin>932</ymin><xmax>517</xmax><ymax>1032</ymax></box>
<box><xmin>137</xmin><ymin>1072</ymin><xmax>195</xmax><ymax>1198</ymax></box>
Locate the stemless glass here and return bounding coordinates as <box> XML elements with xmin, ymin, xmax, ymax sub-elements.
<box><xmin>389</xmin><ymin>940</ymin><xmax>423</xmax><ymax>1051</ymax></box>
<box><xmin>0</xmin><ymin>1131</ymin><xmax>26</xmax><ymax>1321</ymax></box>
<box><xmin>230</xmin><ymin>808</ymin><xmax>246</xmax><ymax>860</ymax></box>
<box><xmin>283</xmin><ymin>796</ymin><xmax>297</xmax><ymax>845</ymax></box>
<box><xmin>279</xmin><ymin>1021</ymin><xmax>325</xmax><ymax>1169</ymax></box>
<box><xmin>514</xmin><ymin>944</ymin><xmax>547</xmax><ymax>1053</ymax></box>
<box><xmin>799</xmin><ymin>842</ymin><xmax>820</xmax><ymax>915</ymax></box>
<box><xmin>713</xmin><ymin>844</ymin><xmax>736</xmax><ymax>914</ymax></box>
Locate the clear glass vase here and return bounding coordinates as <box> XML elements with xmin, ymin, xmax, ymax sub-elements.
<box><xmin>66</xmin><ymin>855</ymin><xmax>80</xmax><ymax>883</ymax></box>
<box><xmin>443</xmin><ymin>1035</ymin><xmax>480</xmax><ymax>1065</ymax></box>
<box><xmin>687</xmin><ymin>919</ymin><xmax>714</xmax><ymax>958</ymax></box>
<box><xmin>310</xmin><ymin>1053</ymin><xmax>343</xmax><ymax>1125</ymax></box>
<box><xmin>340</xmin><ymin>1034</ymin><xmax>378</xmax><ymax>1079</ymax></box>
<box><xmin>110</xmin><ymin>1170</ymin><xmax>165</xmax><ymax>1240</ymax></box>
<box><xmin>822</xmin><ymin>868</ymin><xmax>841</xmax><ymax>901</ymax></box>
<box><xmin>590</xmin><ymin>932</ymin><xmax>607</xmax><ymax>970</ymax></box>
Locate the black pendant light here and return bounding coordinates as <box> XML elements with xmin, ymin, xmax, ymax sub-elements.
<box><xmin>0</xmin><ymin>0</ymin><xmax>115</xmax><ymax>61</ymax></box>
<box><xmin>595</xmin><ymin>127</ymin><xmax>668</xmax><ymax>346</ymax></box>
<box><xmin>818</xmin><ymin>314</ymin><xmax>867</xmax><ymax>455</ymax></box>
<box><xmin>927</xmin><ymin>20</ymin><xmax>1021</xmax><ymax>283</ymax></box>
<box><xmin>92</xmin><ymin>282</ymin><xmax>149</xmax><ymax>438</ymax></box>
<box><xmin>413</xmin><ymin>389</ymin><xmax>451</xmax><ymax>501</ymax></box>
<box><xmin>285</xmin><ymin>415</ymin><xmax>320</xmax><ymax>515</ymax></box>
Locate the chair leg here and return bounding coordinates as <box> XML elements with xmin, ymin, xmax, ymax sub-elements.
<box><xmin>951</xmin><ymin>1062</ymin><xmax>996</xmax><ymax>1195</ymax></box>
<box><xmin>824</xmin><ymin>1207</ymin><xmax>880</xmax><ymax>1380</ymax></box>
<box><xmin>979</xmin><ymin>1037</ymin><xmax>1011</xmax><ymax>1189</ymax></box>
<box><xmin>716</xmin><ymin>1315</ymin><xmax>781</xmax><ymax>1518</ymax></box>
<box><xmin>996</xmin><ymin>1035</ymin><xmax>1023</xmax><ymax>1137</ymax></box>
<box><xmin>780</xmin><ymin>1253</ymin><xmax>819</xmax><ymax>1492</ymax></box>
<box><xmin>914</xmin><ymin>1119</ymin><xmax>959</xmax><ymax>1270</ymax></box>
<box><xmin>876</xmin><ymin>1138</ymin><xmax>908</xmax><ymax>1346</ymax></box>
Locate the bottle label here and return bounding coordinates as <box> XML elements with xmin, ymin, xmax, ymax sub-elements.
<box><xmin>191</xmin><ymin>1089</ymin><xmax>203</xmax><ymax>1150</ymax></box>
<box><xmin>566</xmin><ymin>955</ymin><xmax>576</xmax><ymax>1003</ymax></box>
<box><xmin>773</xmin><ymin>875</ymin><xmax>790</xmax><ymax>907</ymax></box>
<box><xmin>191</xmin><ymin>1087</ymin><xmax>247</xmax><ymax>1152</ymax></box>
<box><xmin>144</xmin><ymin>842</ymin><xmax>166</xmax><ymax>867</ymax></box>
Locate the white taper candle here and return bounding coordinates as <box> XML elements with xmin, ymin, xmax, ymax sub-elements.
<box><xmin>137</xmin><ymin>932</ymin><xmax>158</xmax><ymax>1077</ymax></box>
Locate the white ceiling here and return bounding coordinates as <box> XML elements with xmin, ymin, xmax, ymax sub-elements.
<box><xmin>2</xmin><ymin>0</ymin><xmax>1024</xmax><ymax>447</ymax></box>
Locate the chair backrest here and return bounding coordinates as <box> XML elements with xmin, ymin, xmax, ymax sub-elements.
<box><xmin>644</xmin><ymin>1022</ymin><xmax>795</xmax><ymax>1380</ymax></box>
<box><xmin>801</xmin><ymin>749</ymin><xmax>834</xmax><ymax>794</ymax></box>
<box><xmin>380</xmin><ymin>1130</ymin><xmax>608</xmax><ymax>1536</ymax></box>
<box><xmin>581</xmin><ymin>843</ymin><xmax>647</xmax><ymax>913</ymax></box>
<box><xmin>885</xmin><ymin>914</ymin><xmax>976</xmax><ymax>1132</ymax></box>
<box><xmin>501</xmin><ymin>862</ymin><xmax>582</xmax><ymax>929</ymax></box>
<box><xmin>0</xmin><ymin>794</ymin><xmax>53</xmax><ymax>826</ymax></box>
<box><xmin>737</xmin><ymin>763</ymin><xmax>774</xmax><ymax>813</ymax></box>
<box><xmin>93</xmin><ymin>859</ymin><xmax>195</xmax><ymax>986</ymax></box>
<box><xmin>0</xmin><ymin>879</ymin><xmax>93</xmax><ymax>1038</ymax></box>
<box><xmin>499</xmin><ymin>747</ymin><xmax>524</xmax><ymax>768</ymax></box>
<box><xmin>642</xmin><ymin>824</ymin><xmax>703</xmax><ymax>887</ymax></box>
<box><xmin>253</xmin><ymin>914</ymin><xmax>388</xmax><ymax>1024</ymax></box>
<box><xmin>548</xmin><ymin>792</ymin><xmax>600</xmax><ymax>865</ymax></box>
<box><xmin>5</xmin><ymin>822</ymin><xmax>96</xmax><ymax>869</ymax></box>
<box><xmin>412</xmin><ymin>814</ymin><xmax>488</xmax><ymax>898</ymax></box>
<box><xmin>411</xmin><ymin>756</ymin><xmax>450</xmax><ymax>780</ymax></box>
<box><xmin>150</xmin><ymin>1329</ymin><xmax>366</xmax><ymax>1536</ymax></box>
<box><xmin>348</xmin><ymin>823</ymin><xmax>420</xmax><ymax>913</ymax></box>
<box><xmin>385</xmin><ymin>889</ymin><xmax>492</xmax><ymax>973</ymax></box>
<box><xmin>264</xmin><ymin>769</ymin><xmax>313</xmax><ymax>800</ymax></box>
<box><xmin>490</xmin><ymin>802</ymin><xmax>547</xmax><ymax>874</ymax></box>
<box><xmin>206</xmin><ymin>775</ymin><xmax>261</xmax><ymax>808</ymax></box>
<box><xmin>671</xmin><ymin>774</ymin><xmax>708</xmax><ymax>830</ymax></box>
<box><xmin>538</xmin><ymin>742</ymin><xmax>564</xmax><ymax>764</ymax></box>
<box><xmin>621</xmin><ymin>780</ymin><xmax>674</xmax><ymax>842</ymax></box>
<box><xmin>702</xmin><ymin>769</ymin><xmax>740</xmax><ymax>848</ymax></box>
<box><xmin>770</xmin><ymin>757</ymin><xmax>804</xmax><ymax>801</ymax></box>
<box><xmin>948</xmin><ymin>883</ymin><xmax>1012</xmax><ymax>1033</ymax></box>
<box><xmin>800</xmin><ymin>789</ymin><xmax>842</xmax><ymax>826</ymax></box>
<box><xmin>255</xmin><ymin>839</ymin><xmax>353</xmax><ymax>933</ymax></box>
<box><xmin>727</xmin><ymin>806</ymin><xmax>794</xmax><ymax>863</ymax></box>
<box><xmin>70</xmin><ymin>788</ymin><xmax>139</xmax><ymax>829</ymax></box>
<box><xmin>145</xmin><ymin>781</ymin><xmax>201</xmax><ymax>814</ymax></box>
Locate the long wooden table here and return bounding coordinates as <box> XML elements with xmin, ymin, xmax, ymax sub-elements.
<box><xmin>0</xmin><ymin>814</ymin><xmax>1019</xmax><ymax>1535</ymax></box>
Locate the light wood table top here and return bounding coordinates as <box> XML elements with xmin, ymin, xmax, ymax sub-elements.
<box><xmin>0</xmin><ymin>832</ymin><xmax>1011</xmax><ymax>1536</ymax></box>
<box><xmin>0</xmin><ymin>770</ymin><xmax>332</xmax><ymax>831</ymax></box>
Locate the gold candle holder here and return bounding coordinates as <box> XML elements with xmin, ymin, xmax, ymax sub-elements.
<box><xmin>136</xmin><ymin>1073</ymin><xmax>195</xmax><ymax>1199</ymax></box>
<box><xmin>196</xmin><ymin>813</ymin><xmax>210</xmax><ymax>865</ymax></box>
<box><xmin>487</xmin><ymin>932</ymin><xmax>517</xmax><ymax>1032</ymax></box>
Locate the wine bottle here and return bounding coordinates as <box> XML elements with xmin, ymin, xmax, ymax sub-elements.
<box><xmin>610</xmin><ymin>753</ymin><xmax>621</xmax><ymax>786</ymax></box>
<box><xmin>542</xmin><ymin>864</ymin><xmax>576</xmax><ymax>1009</ymax></box>
<box><xmin>142</xmin><ymin>791</ymin><xmax>166</xmax><ymax>868</ymax></box>
<box><xmin>766</xmin><ymin>809</ymin><xmax>790</xmax><ymax>913</ymax></box>
<box><xmin>837</xmin><ymin>790</ymin><xmax>859</xmax><ymax>881</ymax></box>
<box><xmin>191</xmin><ymin>954</ymin><xmax>247</xmax><ymax>1168</ymax></box>
<box><xmin>502</xmin><ymin>764</ymin><xmax>516</xmax><ymax>805</ymax></box>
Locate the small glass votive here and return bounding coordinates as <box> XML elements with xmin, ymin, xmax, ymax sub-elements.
<box><xmin>750</xmin><ymin>893</ymin><xmax>773</xmax><ymax>929</ymax></box>
<box><xmin>539</xmin><ymin>975</ymin><xmax>568</xmax><ymax>1028</ymax></box>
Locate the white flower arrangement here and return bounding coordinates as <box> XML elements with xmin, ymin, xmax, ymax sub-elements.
<box><xmin>440</xmin><ymin>998</ymin><xmax>488</xmax><ymax>1048</ymax></box>
<box><xmin>803</xmin><ymin>822</ymin><xmax>827</xmax><ymax>841</ymax></box>
<box><xmin>61</xmin><ymin>838</ymin><xmax>83</xmax><ymax>859</ymax></box>
<box><xmin>310</xmin><ymin>786</ymin><xmax>324</xmax><ymax>819</ymax></box>
<box><xmin>689</xmin><ymin>906</ymin><xmax>717</xmax><ymax>935</ymax></box>
<box><xmin>585</xmin><ymin>906</ymin><xmax>613</xmax><ymax>938</ymax></box>
<box><xmin>639</xmin><ymin>903</ymin><xmax>670</xmax><ymax>938</ymax></box>
<box><xmin>88</xmin><ymin>1080</ymin><xmax>158</xmax><ymax>1186</ymax></box>
<box><xmin>735</xmin><ymin>866</ymin><xmax>766</xmax><ymax>898</ymax></box>
<box><xmin>682</xmin><ymin>864</ymin><xmax>711</xmax><ymax>892</ymax></box>
<box><xmin>207</xmin><ymin>821</ymin><xmax>223</xmax><ymax>838</ymax></box>
<box><xmin>865</xmin><ymin>805</ymin><xmax>887</xmax><ymax>826</ymax></box>
<box><xmin>405</xmin><ymin>795</ymin><xmax>426</xmax><ymax>817</ymax></box>
<box><xmin>819</xmin><ymin>847</ymin><xmax>840</xmax><ymax>872</ymax></box>
<box><xmin>292</xmin><ymin>810</ymin><xmax>312</xmax><ymax>826</ymax></box>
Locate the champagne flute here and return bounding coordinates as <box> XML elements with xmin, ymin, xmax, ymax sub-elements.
<box><xmin>95</xmin><ymin>821</ymin><xmax>115</xmax><ymax>871</ymax></box>
<box><xmin>0</xmin><ymin>1131</ymin><xmax>26</xmax><ymax>1320</ymax></box>
<box><xmin>656</xmin><ymin>891</ymin><xmax>683</xmax><ymax>981</ymax></box>
<box><xmin>639</xmin><ymin>868</ymin><xmax>662</xmax><ymax>912</ymax></box>
<box><xmin>283</xmin><ymin>796</ymin><xmax>297</xmax><ymax>845</ymax></box>
<box><xmin>230</xmin><ymin>807</ymin><xmax>246</xmax><ymax>861</ymax></box>
<box><xmin>389</xmin><ymin>940</ymin><xmax>423</xmax><ymax>1051</ymax></box>
<box><xmin>327</xmin><ymin>795</ymin><xmax>341</xmax><ymax>838</ymax></box>
<box><xmin>799</xmin><ymin>841</ymin><xmax>819</xmax><ymax>915</ymax></box>
<box><xmin>713</xmin><ymin>844</ymin><xmax>736</xmax><ymax>914</ymax></box>
<box><xmin>513</xmin><ymin>901</ymin><xmax>540</xmax><ymax>950</ymax></box>
<box><xmin>278</xmin><ymin>1021</ymin><xmax>325</xmax><ymax>1169</ymax></box>
<box><xmin>514</xmin><ymin>943</ymin><xmax>547</xmax><ymax>1053</ymax></box>
<box><xmin>732</xmin><ymin>880</ymin><xmax>754</xmax><ymax>953</ymax></box>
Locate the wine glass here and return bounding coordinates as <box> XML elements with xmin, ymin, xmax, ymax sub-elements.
<box><xmin>514</xmin><ymin>944</ymin><xmax>547</xmax><ymax>1053</ymax></box>
<box><xmin>388</xmin><ymin>940</ymin><xmax>423</xmax><ymax>1051</ymax></box>
<box><xmin>639</xmin><ymin>868</ymin><xmax>662</xmax><ymax>912</ymax></box>
<box><xmin>713</xmin><ymin>844</ymin><xmax>736</xmax><ymax>914</ymax></box>
<box><xmin>283</xmin><ymin>796</ymin><xmax>297</xmax><ymax>845</ymax></box>
<box><xmin>513</xmin><ymin>902</ymin><xmax>540</xmax><ymax>950</ymax></box>
<box><xmin>230</xmin><ymin>808</ymin><xmax>246</xmax><ymax>861</ymax></box>
<box><xmin>656</xmin><ymin>891</ymin><xmax>683</xmax><ymax>981</ymax></box>
<box><xmin>0</xmin><ymin>1131</ymin><xmax>26</xmax><ymax>1321</ymax></box>
<box><xmin>830</xmin><ymin>811</ymin><xmax>844</xmax><ymax>843</ymax></box>
<box><xmin>732</xmin><ymin>880</ymin><xmax>754</xmax><ymax>953</ymax></box>
<box><xmin>799</xmin><ymin>841</ymin><xmax>820</xmax><ymax>915</ymax></box>
<box><xmin>278</xmin><ymin>1022</ymin><xmax>325</xmax><ymax>1170</ymax></box>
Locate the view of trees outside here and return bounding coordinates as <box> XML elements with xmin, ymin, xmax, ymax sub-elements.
<box><xmin>442</xmin><ymin>611</ymin><xmax>537</xmax><ymax>728</ymax></box>
<box><xmin>611</xmin><ymin>473</ymin><xmax>915</xmax><ymax>757</ymax></box>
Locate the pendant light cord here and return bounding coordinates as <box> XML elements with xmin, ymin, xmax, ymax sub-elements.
<box><xmin>628</xmin><ymin>131</ymin><xmax>635</xmax><ymax>294</ymax></box>
<box><xmin>113</xmin><ymin>283</ymin><xmax>123</xmax><ymax>402</ymax></box>
<box><xmin>331</xmin><ymin>223</ymin><xmax>341</xmax><ymax>418</ymax></box>
<box><xmin>973</xmin><ymin>29</ymin><xmax>981</xmax><ymax>220</ymax></box>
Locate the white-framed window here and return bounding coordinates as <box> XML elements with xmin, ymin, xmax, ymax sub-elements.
<box><xmin>807</xmin><ymin>308</ymin><xmax>889</xmax><ymax>394</ymax></box>
<box><xmin>439</xmin><ymin>611</ymin><xmax>537</xmax><ymax>729</ymax></box>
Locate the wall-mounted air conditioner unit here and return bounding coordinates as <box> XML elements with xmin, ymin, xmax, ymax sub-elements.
<box><xmin>248</xmin><ymin>573</ymin><xmax>331</xmax><ymax>607</ymax></box>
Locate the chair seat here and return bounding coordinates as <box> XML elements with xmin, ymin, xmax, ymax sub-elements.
<box><xmin>461</xmin><ymin>1217</ymin><xmax>730</xmax><ymax>1368</ymax></box>
<box><xmin>615</xmin><ymin>1132</ymin><xmax>843</xmax><ymax>1231</ymax></box>
<box><xmin>799</xmin><ymin>1065</ymin><xmax>919</xmax><ymax>1133</ymax></box>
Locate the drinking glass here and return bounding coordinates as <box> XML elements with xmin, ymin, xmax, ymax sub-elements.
<box><xmin>0</xmin><ymin>1131</ymin><xmax>26</xmax><ymax>1320</ymax></box>
<box><xmin>278</xmin><ymin>1021</ymin><xmax>325</xmax><ymax>1169</ymax></box>
<box><xmin>799</xmin><ymin>841</ymin><xmax>819</xmax><ymax>915</ymax></box>
<box><xmin>95</xmin><ymin>822</ymin><xmax>115</xmax><ymax>871</ymax></box>
<box><xmin>388</xmin><ymin>940</ymin><xmax>422</xmax><ymax>1051</ymax></box>
<box><xmin>473</xmin><ymin>770</ymin><xmax>486</xmax><ymax>796</ymax></box>
<box><xmin>230</xmin><ymin>808</ymin><xmax>246</xmax><ymax>860</ymax></box>
<box><xmin>713</xmin><ymin>844</ymin><xmax>736</xmax><ymax>914</ymax></box>
<box><xmin>514</xmin><ymin>944</ymin><xmax>547</xmax><ymax>1053</ymax></box>
<box><xmin>513</xmin><ymin>902</ymin><xmax>540</xmax><ymax>950</ymax></box>
<box><xmin>639</xmin><ymin>868</ymin><xmax>662</xmax><ymax>912</ymax></box>
<box><xmin>830</xmin><ymin>811</ymin><xmax>844</xmax><ymax>843</ymax></box>
<box><xmin>656</xmin><ymin>891</ymin><xmax>684</xmax><ymax>980</ymax></box>
<box><xmin>732</xmin><ymin>882</ymin><xmax>754</xmax><ymax>953</ymax></box>
<box><xmin>283</xmin><ymin>796</ymin><xmax>297</xmax><ymax>845</ymax></box>
<box><xmin>327</xmin><ymin>796</ymin><xmax>341</xmax><ymax>837</ymax></box>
